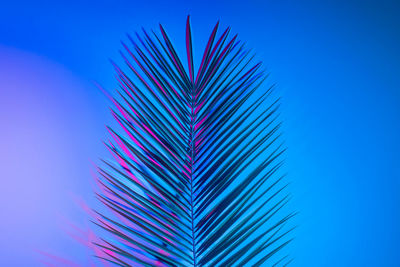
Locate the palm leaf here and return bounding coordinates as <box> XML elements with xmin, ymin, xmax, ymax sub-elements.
<box><xmin>95</xmin><ymin>15</ymin><xmax>294</xmax><ymax>266</ymax></box>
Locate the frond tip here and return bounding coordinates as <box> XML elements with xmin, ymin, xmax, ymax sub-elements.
<box><xmin>95</xmin><ymin>15</ymin><xmax>294</xmax><ymax>266</ymax></box>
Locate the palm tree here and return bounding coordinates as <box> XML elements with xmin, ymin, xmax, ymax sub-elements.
<box><xmin>94</xmin><ymin>15</ymin><xmax>294</xmax><ymax>266</ymax></box>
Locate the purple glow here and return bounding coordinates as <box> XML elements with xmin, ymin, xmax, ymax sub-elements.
<box><xmin>0</xmin><ymin>45</ymin><xmax>109</xmax><ymax>265</ymax></box>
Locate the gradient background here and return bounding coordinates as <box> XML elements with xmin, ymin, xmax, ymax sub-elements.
<box><xmin>0</xmin><ymin>0</ymin><xmax>399</xmax><ymax>266</ymax></box>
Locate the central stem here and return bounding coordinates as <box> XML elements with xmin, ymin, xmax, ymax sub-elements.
<box><xmin>189</xmin><ymin>84</ymin><xmax>197</xmax><ymax>266</ymax></box>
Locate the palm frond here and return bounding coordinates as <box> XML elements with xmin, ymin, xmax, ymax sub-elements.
<box><xmin>95</xmin><ymin>15</ymin><xmax>294</xmax><ymax>266</ymax></box>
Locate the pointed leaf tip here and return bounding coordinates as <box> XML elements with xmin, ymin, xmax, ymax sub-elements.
<box><xmin>186</xmin><ymin>14</ymin><xmax>194</xmax><ymax>83</ymax></box>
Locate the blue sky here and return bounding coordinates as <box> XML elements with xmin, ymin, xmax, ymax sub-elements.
<box><xmin>0</xmin><ymin>0</ymin><xmax>399</xmax><ymax>266</ymax></box>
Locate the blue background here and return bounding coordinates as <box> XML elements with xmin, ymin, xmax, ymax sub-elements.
<box><xmin>0</xmin><ymin>0</ymin><xmax>399</xmax><ymax>266</ymax></box>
